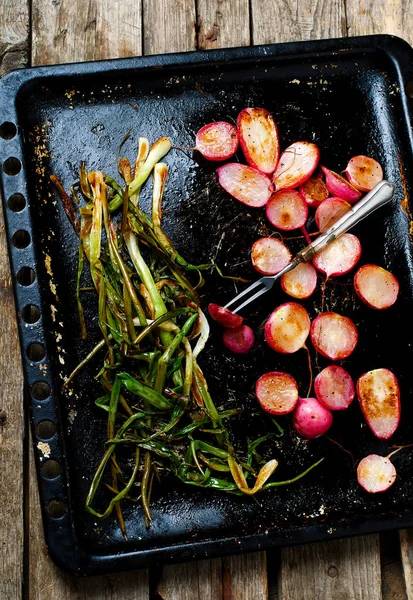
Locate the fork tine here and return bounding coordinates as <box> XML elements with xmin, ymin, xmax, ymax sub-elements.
<box><xmin>230</xmin><ymin>285</ymin><xmax>269</xmax><ymax>314</ymax></box>
<box><xmin>224</xmin><ymin>279</ymin><xmax>264</xmax><ymax>310</ymax></box>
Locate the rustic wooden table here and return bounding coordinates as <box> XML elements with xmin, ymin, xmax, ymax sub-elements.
<box><xmin>1</xmin><ymin>1</ymin><xmax>413</xmax><ymax>598</ymax></box>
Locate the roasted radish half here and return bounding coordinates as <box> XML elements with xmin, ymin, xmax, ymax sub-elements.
<box><xmin>299</xmin><ymin>175</ymin><xmax>329</xmax><ymax>208</ymax></box>
<box><xmin>208</xmin><ymin>303</ymin><xmax>243</xmax><ymax>328</ymax></box>
<box><xmin>345</xmin><ymin>155</ymin><xmax>383</xmax><ymax>192</ymax></box>
<box><xmin>354</xmin><ymin>264</ymin><xmax>399</xmax><ymax>310</ymax></box>
<box><xmin>251</xmin><ymin>237</ymin><xmax>292</xmax><ymax>275</ymax></box>
<box><xmin>237</xmin><ymin>107</ymin><xmax>280</xmax><ymax>174</ymax></box>
<box><xmin>281</xmin><ymin>262</ymin><xmax>317</xmax><ymax>299</ymax></box>
<box><xmin>321</xmin><ymin>166</ymin><xmax>362</xmax><ymax>204</ymax></box>
<box><xmin>223</xmin><ymin>324</ymin><xmax>255</xmax><ymax>354</ymax></box>
<box><xmin>313</xmin><ymin>233</ymin><xmax>361</xmax><ymax>277</ymax></box>
<box><xmin>195</xmin><ymin>121</ymin><xmax>239</xmax><ymax>161</ymax></box>
<box><xmin>314</xmin><ymin>366</ymin><xmax>355</xmax><ymax>410</ymax></box>
<box><xmin>293</xmin><ymin>397</ymin><xmax>333</xmax><ymax>439</ymax></box>
<box><xmin>357</xmin><ymin>368</ymin><xmax>400</xmax><ymax>439</ymax></box>
<box><xmin>256</xmin><ymin>371</ymin><xmax>299</xmax><ymax>415</ymax></box>
<box><xmin>217</xmin><ymin>163</ymin><xmax>273</xmax><ymax>208</ymax></box>
<box><xmin>357</xmin><ymin>454</ymin><xmax>396</xmax><ymax>493</ymax></box>
<box><xmin>266</xmin><ymin>190</ymin><xmax>308</xmax><ymax>230</ymax></box>
<box><xmin>273</xmin><ymin>141</ymin><xmax>320</xmax><ymax>191</ymax></box>
<box><xmin>315</xmin><ymin>197</ymin><xmax>351</xmax><ymax>232</ymax></box>
<box><xmin>265</xmin><ymin>302</ymin><xmax>310</xmax><ymax>354</ymax></box>
<box><xmin>311</xmin><ymin>312</ymin><xmax>358</xmax><ymax>360</ymax></box>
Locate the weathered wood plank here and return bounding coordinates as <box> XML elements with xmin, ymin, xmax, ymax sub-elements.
<box><xmin>223</xmin><ymin>553</ymin><xmax>268</xmax><ymax>599</ymax></box>
<box><xmin>0</xmin><ymin>3</ymin><xmax>29</xmax><ymax>600</ymax></box>
<box><xmin>32</xmin><ymin>0</ymin><xmax>142</xmax><ymax>66</ymax></box>
<box><xmin>143</xmin><ymin>0</ymin><xmax>197</xmax><ymax>54</ymax></box>
<box><xmin>399</xmin><ymin>530</ymin><xmax>413</xmax><ymax>599</ymax></box>
<box><xmin>250</xmin><ymin>0</ymin><xmax>346</xmax><ymax>45</ymax></box>
<box><xmin>280</xmin><ymin>536</ymin><xmax>382</xmax><ymax>600</ymax></box>
<box><xmin>197</xmin><ymin>0</ymin><xmax>250</xmax><ymax>49</ymax></box>
<box><xmin>346</xmin><ymin>0</ymin><xmax>413</xmax><ymax>45</ymax></box>
<box><xmin>157</xmin><ymin>559</ymin><xmax>223</xmax><ymax>600</ymax></box>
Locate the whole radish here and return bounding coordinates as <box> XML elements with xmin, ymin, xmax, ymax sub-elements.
<box><xmin>321</xmin><ymin>166</ymin><xmax>361</xmax><ymax>204</ymax></box>
<box><xmin>208</xmin><ymin>303</ymin><xmax>243</xmax><ymax>328</ymax></box>
<box><xmin>354</xmin><ymin>264</ymin><xmax>399</xmax><ymax>310</ymax></box>
<box><xmin>293</xmin><ymin>397</ymin><xmax>333</xmax><ymax>439</ymax></box>
<box><xmin>256</xmin><ymin>372</ymin><xmax>299</xmax><ymax>415</ymax></box>
<box><xmin>273</xmin><ymin>141</ymin><xmax>320</xmax><ymax>190</ymax></box>
<box><xmin>357</xmin><ymin>368</ymin><xmax>400</xmax><ymax>439</ymax></box>
<box><xmin>223</xmin><ymin>324</ymin><xmax>255</xmax><ymax>354</ymax></box>
<box><xmin>251</xmin><ymin>237</ymin><xmax>292</xmax><ymax>275</ymax></box>
<box><xmin>237</xmin><ymin>107</ymin><xmax>280</xmax><ymax>174</ymax></box>
<box><xmin>195</xmin><ymin>122</ymin><xmax>239</xmax><ymax>161</ymax></box>
<box><xmin>217</xmin><ymin>163</ymin><xmax>273</xmax><ymax>208</ymax></box>
<box><xmin>345</xmin><ymin>155</ymin><xmax>383</xmax><ymax>192</ymax></box>
<box><xmin>357</xmin><ymin>454</ymin><xmax>397</xmax><ymax>493</ymax></box>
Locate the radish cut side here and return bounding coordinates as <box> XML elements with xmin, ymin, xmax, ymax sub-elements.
<box><xmin>265</xmin><ymin>302</ymin><xmax>310</xmax><ymax>354</ymax></box>
<box><xmin>208</xmin><ymin>303</ymin><xmax>243</xmax><ymax>328</ymax></box>
<box><xmin>321</xmin><ymin>166</ymin><xmax>362</xmax><ymax>204</ymax></box>
<box><xmin>281</xmin><ymin>262</ymin><xmax>317</xmax><ymax>299</ymax></box>
<box><xmin>237</xmin><ymin>107</ymin><xmax>280</xmax><ymax>174</ymax></box>
<box><xmin>293</xmin><ymin>397</ymin><xmax>333</xmax><ymax>439</ymax></box>
<box><xmin>251</xmin><ymin>237</ymin><xmax>292</xmax><ymax>275</ymax></box>
<box><xmin>315</xmin><ymin>197</ymin><xmax>351</xmax><ymax>232</ymax></box>
<box><xmin>266</xmin><ymin>190</ymin><xmax>308</xmax><ymax>230</ymax></box>
<box><xmin>311</xmin><ymin>312</ymin><xmax>358</xmax><ymax>360</ymax></box>
<box><xmin>273</xmin><ymin>141</ymin><xmax>320</xmax><ymax>191</ymax></box>
<box><xmin>217</xmin><ymin>163</ymin><xmax>272</xmax><ymax>208</ymax></box>
<box><xmin>314</xmin><ymin>366</ymin><xmax>355</xmax><ymax>410</ymax></box>
<box><xmin>345</xmin><ymin>155</ymin><xmax>383</xmax><ymax>192</ymax></box>
<box><xmin>299</xmin><ymin>175</ymin><xmax>329</xmax><ymax>208</ymax></box>
<box><xmin>256</xmin><ymin>371</ymin><xmax>299</xmax><ymax>415</ymax></box>
<box><xmin>357</xmin><ymin>368</ymin><xmax>400</xmax><ymax>439</ymax></box>
<box><xmin>354</xmin><ymin>264</ymin><xmax>399</xmax><ymax>310</ymax></box>
<box><xmin>196</xmin><ymin>121</ymin><xmax>239</xmax><ymax>161</ymax></box>
<box><xmin>357</xmin><ymin>454</ymin><xmax>396</xmax><ymax>493</ymax></box>
<box><xmin>313</xmin><ymin>233</ymin><xmax>361</xmax><ymax>277</ymax></box>
<box><xmin>223</xmin><ymin>325</ymin><xmax>255</xmax><ymax>354</ymax></box>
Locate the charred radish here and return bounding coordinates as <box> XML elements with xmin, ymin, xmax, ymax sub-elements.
<box><xmin>280</xmin><ymin>262</ymin><xmax>317</xmax><ymax>299</ymax></box>
<box><xmin>345</xmin><ymin>155</ymin><xmax>383</xmax><ymax>192</ymax></box>
<box><xmin>266</xmin><ymin>190</ymin><xmax>308</xmax><ymax>230</ymax></box>
<box><xmin>314</xmin><ymin>366</ymin><xmax>355</xmax><ymax>410</ymax></box>
<box><xmin>354</xmin><ymin>264</ymin><xmax>399</xmax><ymax>310</ymax></box>
<box><xmin>208</xmin><ymin>303</ymin><xmax>244</xmax><ymax>328</ymax></box>
<box><xmin>299</xmin><ymin>174</ymin><xmax>329</xmax><ymax>208</ymax></box>
<box><xmin>311</xmin><ymin>312</ymin><xmax>358</xmax><ymax>360</ymax></box>
<box><xmin>265</xmin><ymin>302</ymin><xmax>310</xmax><ymax>354</ymax></box>
<box><xmin>256</xmin><ymin>372</ymin><xmax>299</xmax><ymax>415</ymax></box>
<box><xmin>321</xmin><ymin>166</ymin><xmax>361</xmax><ymax>204</ymax></box>
<box><xmin>273</xmin><ymin>142</ymin><xmax>320</xmax><ymax>191</ymax></box>
<box><xmin>357</xmin><ymin>454</ymin><xmax>396</xmax><ymax>493</ymax></box>
<box><xmin>237</xmin><ymin>107</ymin><xmax>280</xmax><ymax>174</ymax></box>
<box><xmin>195</xmin><ymin>122</ymin><xmax>239</xmax><ymax>161</ymax></box>
<box><xmin>313</xmin><ymin>233</ymin><xmax>361</xmax><ymax>277</ymax></box>
<box><xmin>217</xmin><ymin>163</ymin><xmax>273</xmax><ymax>207</ymax></box>
<box><xmin>251</xmin><ymin>237</ymin><xmax>292</xmax><ymax>275</ymax></box>
<box><xmin>315</xmin><ymin>197</ymin><xmax>351</xmax><ymax>232</ymax></box>
<box><xmin>357</xmin><ymin>368</ymin><xmax>400</xmax><ymax>439</ymax></box>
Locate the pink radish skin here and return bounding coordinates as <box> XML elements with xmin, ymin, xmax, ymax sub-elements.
<box><xmin>293</xmin><ymin>397</ymin><xmax>333</xmax><ymax>440</ymax></box>
<box><xmin>313</xmin><ymin>233</ymin><xmax>361</xmax><ymax>277</ymax></box>
<box><xmin>255</xmin><ymin>371</ymin><xmax>299</xmax><ymax>415</ymax></box>
<box><xmin>311</xmin><ymin>312</ymin><xmax>358</xmax><ymax>360</ymax></box>
<box><xmin>195</xmin><ymin>122</ymin><xmax>239</xmax><ymax>161</ymax></box>
<box><xmin>281</xmin><ymin>262</ymin><xmax>317</xmax><ymax>299</ymax></box>
<box><xmin>345</xmin><ymin>155</ymin><xmax>383</xmax><ymax>192</ymax></box>
<box><xmin>223</xmin><ymin>324</ymin><xmax>255</xmax><ymax>354</ymax></box>
<box><xmin>321</xmin><ymin>166</ymin><xmax>362</xmax><ymax>204</ymax></box>
<box><xmin>237</xmin><ymin>108</ymin><xmax>280</xmax><ymax>174</ymax></box>
<box><xmin>299</xmin><ymin>175</ymin><xmax>329</xmax><ymax>208</ymax></box>
<box><xmin>266</xmin><ymin>190</ymin><xmax>309</xmax><ymax>230</ymax></box>
<box><xmin>265</xmin><ymin>303</ymin><xmax>310</xmax><ymax>354</ymax></box>
<box><xmin>357</xmin><ymin>368</ymin><xmax>400</xmax><ymax>439</ymax></box>
<box><xmin>217</xmin><ymin>163</ymin><xmax>273</xmax><ymax>208</ymax></box>
<box><xmin>357</xmin><ymin>454</ymin><xmax>396</xmax><ymax>493</ymax></box>
<box><xmin>273</xmin><ymin>141</ymin><xmax>320</xmax><ymax>191</ymax></box>
<box><xmin>354</xmin><ymin>264</ymin><xmax>399</xmax><ymax>310</ymax></box>
<box><xmin>314</xmin><ymin>366</ymin><xmax>355</xmax><ymax>410</ymax></box>
<box><xmin>315</xmin><ymin>197</ymin><xmax>351</xmax><ymax>232</ymax></box>
<box><xmin>251</xmin><ymin>237</ymin><xmax>292</xmax><ymax>275</ymax></box>
<box><xmin>208</xmin><ymin>303</ymin><xmax>243</xmax><ymax>328</ymax></box>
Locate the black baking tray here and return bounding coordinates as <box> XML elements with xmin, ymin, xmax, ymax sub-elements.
<box><xmin>1</xmin><ymin>34</ymin><xmax>413</xmax><ymax>576</ymax></box>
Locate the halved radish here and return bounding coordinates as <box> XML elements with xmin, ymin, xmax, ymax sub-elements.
<box><xmin>273</xmin><ymin>141</ymin><xmax>320</xmax><ymax>191</ymax></box>
<box><xmin>237</xmin><ymin>107</ymin><xmax>280</xmax><ymax>174</ymax></box>
<box><xmin>208</xmin><ymin>303</ymin><xmax>243</xmax><ymax>328</ymax></box>
<box><xmin>357</xmin><ymin>368</ymin><xmax>400</xmax><ymax>439</ymax></box>
<box><xmin>265</xmin><ymin>302</ymin><xmax>310</xmax><ymax>354</ymax></box>
<box><xmin>298</xmin><ymin>174</ymin><xmax>329</xmax><ymax>208</ymax></box>
<box><xmin>310</xmin><ymin>312</ymin><xmax>358</xmax><ymax>360</ymax></box>
<box><xmin>315</xmin><ymin>197</ymin><xmax>351</xmax><ymax>232</ymax></box>
<box><xmin>314</xmin><ymin>366</ymin><xmax>355</xmax><ymax>410</ymax></box>
<box><xmin>293</xmin><ymin>397</ymin><xmax>333</xmax><ymax>439</ymax></box>
<box><xmin>321</xmin><ymin>166</ymin><xmax>362</xmax><ymax>204</ymax></box>
<box><xmin>345</xmin><ymin>155</ymin><xmax>383</xmax><ymax>192</ymax></box>
<box><xmin>251</xmin><ymin>237</ymin><xmax>292</xmax><ymax>275</ymax></box>
<box><xmin>223</xmin><ymin>324</ymin><xmax>255</xmax><ymax>354</ymax></box>
<box><xmin>195</xmin><ymin>122</ymin><xmax>239</xmax><ymax>161</ymax></box>
<box><xmin>255</xmin><ymin>371</ymin><xmax>299</xmax><ymax>415</ymax></box>
<box><xmin>313</xmin><ymin>233</ymin><xmax>361</xmax><ymax>277</ymax></box>
<box><xmin>217</xmin><ymin>163</ymin><xmax>273</xmax><ymax>208</ymax></box>
<box><xmin>354</xmin><ymin>264</ymin><xmax>399</xmax><ymax>310</ymax></box>
<box><xmin>357</xmin><ymin>454</ymin><xmax>396</xmax><ymax>493</ymax></box>
<box><xmin>281</xmin><ymin>262</ymin><xmax>317</xmax><ymax>299</ymax></box>
<box><xmin>266</xmin><ymin>190</ymin><xmax>308</xmax><ymax>230</ymax></box>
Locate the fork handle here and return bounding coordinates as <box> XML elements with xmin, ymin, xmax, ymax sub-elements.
<box><xmin>296</xmin><ymin>180</ymin><xmax>395</xmax><ymax>262</ymax></box>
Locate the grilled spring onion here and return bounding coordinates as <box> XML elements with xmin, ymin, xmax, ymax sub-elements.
<box><xmin>52</xmin><ymin>135</ymin><xmax>323</xmax><ymax>535</ymax></box>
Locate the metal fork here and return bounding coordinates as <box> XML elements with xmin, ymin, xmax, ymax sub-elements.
<box><xmin>225</xmin><ymin>180</ymin><xmax>395</xmax><ymax>314</ymax></box>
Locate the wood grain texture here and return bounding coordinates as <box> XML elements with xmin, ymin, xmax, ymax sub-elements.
<box><xmin>223</xmin><ymin>553</ymin><xmax>268</xmax><ymax>600</ymax></box>
<box><xmin>346</xmin><ymin>0</ymin><xmax>413</xmax><ymax>44</ymax></box>
<box><xmin>32</xmin><ymin>0</ymin><xmax>142</xmax><ymax>65</ymax></box>
<box><xmin>280</xmin><ymin>536</ymin><xmax>382</xmax><ymax>600</ymax></box>
<box><xmin>197</xmin><ymin>0</ymin><xmax>250</xmax><ymax>49</ymax></box>
<box><xmin>250</xmin><ymin>0</ymin><xmax>346</xmax><ymax>44</ymax></box>
<box><xmin>0</xmin><ymin>0</ymin><xmax>29</xmax><ymax>76</ymax></box>
<box><xmin>399</xmin><ymin>530</ymin><xmax>413</xmax><ymax>599</ymax></box>
<box><xmin>157</xmin><ymin>559</ymin><xmax>223</xmax><ymax>600</ymax></box>
<box><xmin>143</xmin><ymin>0</ymin><xmax>196</xmax><ymax>54</ymax></box>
